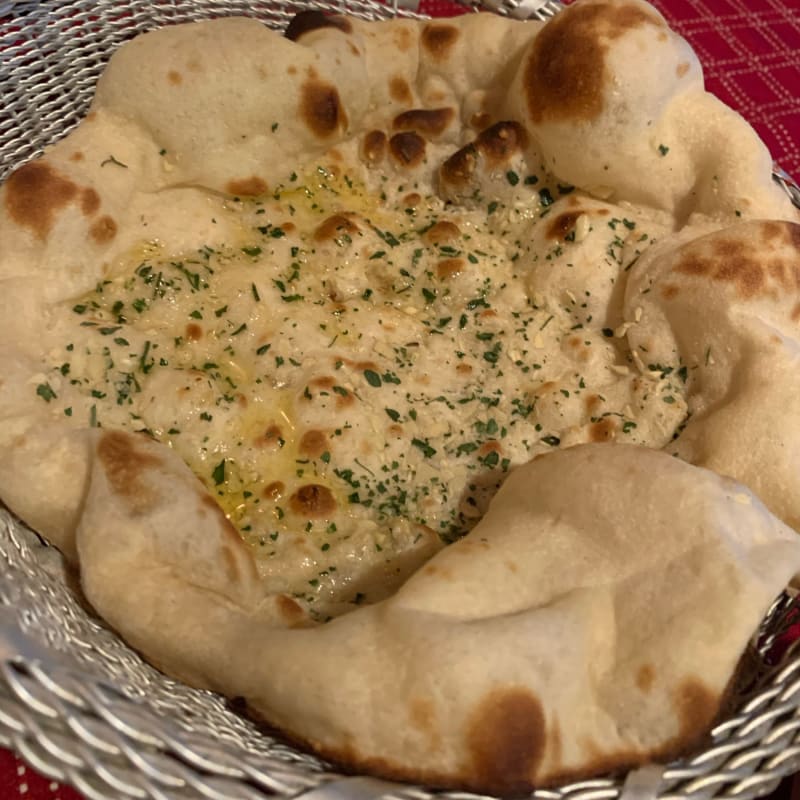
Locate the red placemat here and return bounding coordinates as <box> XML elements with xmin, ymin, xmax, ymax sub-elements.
<box><xmin>1</xmin><ymin>0</ymin><xmax>798</xmax><ymax>798</ymax></box>
<box><xmin>649</xmin><ymin>0</ymin><xmax>800</xmax><ymax>178</ymax></box>
<box><xmin>0</xmin><ymin>751</ymin><xmax>81</xmax><ymax>800</ymax></box>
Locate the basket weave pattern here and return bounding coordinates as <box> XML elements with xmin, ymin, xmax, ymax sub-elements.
<box><xmin>2</xmin><ymin>2</ymin><xmax>800</xmax><ymax>798</ymax></box>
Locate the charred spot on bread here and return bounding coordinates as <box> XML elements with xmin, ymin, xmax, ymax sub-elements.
<box><xmin>5</xmin><ymin>161</ymin><xmax>79</xmax><ymax>238</ymax></box>
<box><xmin>185</xmin><ymin>323</ymin><xmax>203</xmax><ymax>341</ymax></box>
<box><xmin>89</xmin><ymin>214</ymin><xmax>117</xmax><ymax>244</ymax></box>
<box><xmin>475</xmin><ymin>121</ymin><xmax>528</xmax><ymax>165</ymax></box>
<box><xmin>96</xmin><ymin>431</ymin><xmax>163</xmax><ymax>515</ymax></box>
<box><xmin>478</xmin><ymin>440</ymin><xmax>502</xmax><ymax>456</ymax></box>
<box><xmin>421</xmin><ymin>23</ymin><xmax>459</xmax><ymax>59</ymax></box>
<box><xmin>408</xmin><ymin>696</ymin><xmax>443</xmax><ymax>751</ymax></box>
<box><xmin>335</xmin><ymin>388</ymin><xmax>355</xmax><ymax>408</ymax></box>
<box><xmin>470</xmin><ymin>111</ymin><xmax>492</xmax><ymax>130</ymax></box>
<box><xmin>310</xmin><ymin>376</ymin><xmax>336</xmax><ymax>390</ymax></box>
<box><xmin>80</xmin><ymin>188</ymin><xmax>100</xmax><ymax>216</ymax></box>
<box><xmin>674</xmin><ymin>239</ymin><xmax>768</xmax><ymax>299</ymax></box>
<box><xmin>664</xmin><ymin>223</ymin><xmax>800</xmax><ymax>302</ymax></box>
<box><xmin>340</xmin><ymin>358</ymin><xmax>378</xmax><ymax>371</ymax></box>
<box><xmin>262</xmin><ymin>480</ymin><xmax>285</xmax><ymax>500</ymax></box>
<box><xmin>389</xmin><ymin>76</ymin><xmax>413</xmax><ymax>105</ymax></box>
<box><xmin>672</xmin><ymin>677</ymin><xmax>720</xmax><ymax>745</ymax></box>
<box><xmin>440</xmin><ymin>144</ymin><xmax>477</xmax><ymax>188</ymax></box>
<box><xmin>758</xmin><ymin>220</ymin><xmax>800</xmax><ymax>253</ymax></box>
<box><xmin>546</xmin><ymin>211</ymin><xmax>582</xmax><ymax>241</ymax></box>
<box><xmin>389</xmin><ymin>132</ymin><xmax>426</xmax><ymax>167</ymax></box>
<box><xmin>257</xmin><ymin>424</ymin><xmax>284</xmax><ymax>449</ymax></box>
<box><xmin>439</xmin><ymin>120</ymin><xmax>528</xmax><ymax>188</ymax></box>
<box><xmin>392</xmin><ymin>108</ymin><xmax>455</xmax><ymax>138</ymax></box>
<box><xmin>524</xmin><ymin>1</ymin><xmax>664</xmax><ymax>124</ymax></box>
<box><xmin>301</xmin><ymin>79</ymin><xmax>347</xmax><ymax>139</ymax></box>
<box><xmin>424</xmin><ymin>220</ymin><xmax>461</xmax><ymax>244</ymax></box>
<box><xmin>392</xmin><ymin>25</ymin><xmax>413</xmax><ymax>52</ymax></box>
<box><xmin>590</xmin><ymin>417</ymin><xmax>617</xmax><ymax>442</ymax></box>
<box><xmin>361</xmin><ymin>130</ymin><xmax>387</xmax><ymax>164</ymax></box>
<box><xmin>226</xmin><ymin>177</ymin><xmax>268</xmax><ymax>197</ymax></box>
<box><xmin>289</xmin><ymin>484</ymin><xmax>336</xmax><ymax>518</ymax></box>
<box><xmin>299</xmin><ymin>429</ymin><xmax>328</xmax><ymax>458</ymax></box>
<box><xmin>284</xmin><ymin>10</ymin><xmax>352</xmax><ymax>41</ymax></box>
<box><xmin>314</xmin><ymin>213</ymin><xmax>359</xmax><ymax>243</ymax></box>
<box><xmin>275</xmin><ymin>593</ymin><xmax>308</xmax><ymax>626</ymax></box>
<box><xmin>660</xmin><ymin>283</ymin><xmax>680</xmax><ymax>300</ymax></box>
<box><xmin>636</xmin><ymin>664</ymin><xmax>656</xmax><ymax>693</ymax></box>
<box><xmin>466</xmin><ymin>687</ymin><xmax>547</xmax><ymax>794</ymax></box>
<box><xmin>787</xmin><ymin>221</ymin><xmax>800</xmax><ymax>251</ymax></box>
<box><xmin>436</xmin><ymin>258</ymin><xmax>465</xmax><ymax>280</ymax></box>
<box><xmin>439</xmin><ymin>122</ymin><xmax>526</xmax><ymax>192</ymax></box>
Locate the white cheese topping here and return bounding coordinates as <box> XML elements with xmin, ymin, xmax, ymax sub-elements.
<box><xmin>35</xmin><ymin>153</ymin><xmax>688</xmax><ymax>619</ymax></box>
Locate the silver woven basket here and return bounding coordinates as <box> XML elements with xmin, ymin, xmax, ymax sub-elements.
<box><xmin>2</xmin><ymin>2</ymin><xmax>800</xmax><ymax>799</ymax></box>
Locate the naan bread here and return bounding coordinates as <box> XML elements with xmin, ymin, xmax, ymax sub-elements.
<box><xmin>626</xmin><ymin>220</ymin><xmax>800</xmax><ymax>529</ymax></box>
<box><xmin>503</xmin><ymin>0</ymin><xmax>790</xmax><ymax>220</ymax></box>
<box><xmin>1</xmin><ymin>0</ymin><xmax>800</xmax><ymax>792</ymax></box>
<box><xmin>71</xmin><ymin>433</ymin><xmax>800</xmax><ymax>792</ymax></box>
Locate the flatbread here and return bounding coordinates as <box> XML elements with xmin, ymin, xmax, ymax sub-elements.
<box><xmin>627</xmin><ymin>220</ymin><xmax>800</xmax><ymax>529</ymax></box>
<box><xmin>71</xmin><ymin>433</ymin><xmax>800</xmax><ymax>792</ymax></box>
<box><xmin>1</xmin><ymin>0</ymin><xmax>800</xmax><ymax>792</ymax></box>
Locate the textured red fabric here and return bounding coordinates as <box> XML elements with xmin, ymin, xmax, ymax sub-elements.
<box><xmin>648</xmin><ymin>0</ymin><xmax>800</xmax><ymax>177</ymax></box>
<box><xmin>417</xmin><ymin>0</ymin><xmax>465</xmax><ymax>15</ymax></box>
<box><xmin>2</xmin><ymin>1</ymin><xmax>797</xmax><ymax>798</ymax></box>
<box><xmin>0</xmin><ymin>749</ymin><xmax>81</xmax><ymax>800</ymax></box>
